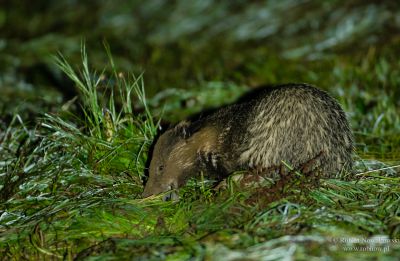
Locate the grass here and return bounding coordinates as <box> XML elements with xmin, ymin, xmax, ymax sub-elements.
<box><xmin>1</xmin><ymin>1</ymin><xmax>400</xmax><ymax>259</ymax></box>
<box><xmin>0</xmin><ymin>45</ymin><xmax>399</xmax><ymax>260</ymax></box>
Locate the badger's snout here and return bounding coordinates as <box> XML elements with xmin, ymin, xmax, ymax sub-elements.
<box><xmin>142</xmin><ymin>181</ymin><xmax>178</xmax><ymax>199</ymax></box>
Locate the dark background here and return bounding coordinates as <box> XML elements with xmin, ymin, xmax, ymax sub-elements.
<box><xmin>1</xmin><ymin>1</ymin><xmax>399</xmax><ymax>115</ymax></box>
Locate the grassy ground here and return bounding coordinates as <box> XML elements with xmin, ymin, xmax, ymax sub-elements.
<box><xmin>1</xmin><ymin>1</ymin><xmax>400</xmax><ymax>260</ymax></box>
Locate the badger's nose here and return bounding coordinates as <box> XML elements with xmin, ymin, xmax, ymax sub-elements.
<box><xmin>142</xmin><ymin>184</ymin><xmax>153</xmax><ymax>198</ymax></box>
<box><xmin>142</xmin><ymin>183</ymin><xmax>179</xmax><ymax>200</ymax></box>
<box><xmin>142</xmin><ymin>191</ymin><xmax>152</xmax><ymax>198</ymax></box>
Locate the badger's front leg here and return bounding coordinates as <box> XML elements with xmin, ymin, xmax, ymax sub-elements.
<box><xmin>196</xmin><ymin>150</ymin><xmax>229</xmax><ymax>180</ymax></box>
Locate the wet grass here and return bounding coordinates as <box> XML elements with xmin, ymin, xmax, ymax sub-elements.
<box><xmin>1</xmin><ymin>45</ymin><xmax>399</xmax><ymax>260</ymax></box>
<box><xmin>1</xmin><ymin>1</ymin><xmax>400</xmax><ymax>260</ymax></box>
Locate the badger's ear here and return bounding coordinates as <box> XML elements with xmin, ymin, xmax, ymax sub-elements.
<box><xmin>173</xmin><ymin>121</ymin><xmax>192</xmax><ymax>139</ymax></box>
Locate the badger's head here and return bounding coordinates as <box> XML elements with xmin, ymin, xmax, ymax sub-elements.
<box><xmin>143</xmin><ymin>121</ymin><xmax>218</xmax><ymax>200</ymax></box>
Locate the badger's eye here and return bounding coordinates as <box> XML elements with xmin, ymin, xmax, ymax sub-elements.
<box><xmin>158</xmin><ymin>165</ymin><xmax>164</xmax><ymax>172</ymax></box>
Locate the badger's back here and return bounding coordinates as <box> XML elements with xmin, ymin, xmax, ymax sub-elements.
<box><xmin>209</xmin><ymin>84</ymin><xmax>353</xmax><ymax>176</ymax></box>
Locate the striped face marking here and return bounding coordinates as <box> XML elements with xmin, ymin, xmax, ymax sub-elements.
<box><xmin>143</xmin><ymin>126</ymin><xmax>219</xmax><ymax>198</ymax></box>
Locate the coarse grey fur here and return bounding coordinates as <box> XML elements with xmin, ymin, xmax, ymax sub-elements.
<box><xmin>142</xmin><ymin>84</ymin><xmax>354</xmax><ymax>198</ymax></box>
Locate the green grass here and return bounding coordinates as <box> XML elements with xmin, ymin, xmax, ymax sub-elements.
<box><xmin>1</xmin><ymin>2</ymin><xmax>400</xmax><ymax>259</ymax></box>
<box><xmin>1</xmin><ymin>45</ymin><xmax>399</xmax><ymax>260</ymax></box>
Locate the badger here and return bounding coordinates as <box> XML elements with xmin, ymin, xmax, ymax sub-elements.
<box><xmin>142</xmin><ymin>84</ymin><xmax>354</xmax><ymax>199</ymax></box>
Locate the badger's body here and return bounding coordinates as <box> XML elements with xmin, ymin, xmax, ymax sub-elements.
<box><xmin>143</xmin><ymin>84</ymin><xmax>354</xmax><ymax>198</ymax></box>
